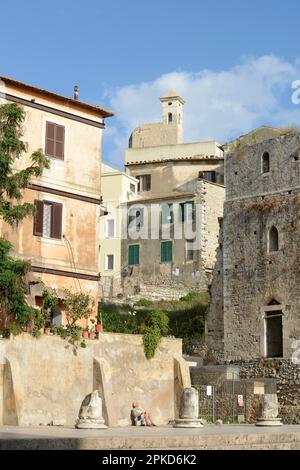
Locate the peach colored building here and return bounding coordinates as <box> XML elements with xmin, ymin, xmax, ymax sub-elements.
<box><xmin>0</xmin><ymin>76</ymin><xmax>113</xmax><ymax>323</ymax></box>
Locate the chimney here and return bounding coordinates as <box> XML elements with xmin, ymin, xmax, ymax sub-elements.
<box><xmin>74</xmin><ymin>85</ymin><xmax>79</xmax><ymax>100</ymax></box>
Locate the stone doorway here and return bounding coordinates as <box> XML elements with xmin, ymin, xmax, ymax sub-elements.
<box><xmin>265</xmin><ymin>311</ymin><xmax>283</xmax><ymax>358</ymax></box>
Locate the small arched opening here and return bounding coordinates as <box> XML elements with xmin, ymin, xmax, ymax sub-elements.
<box><xmin>268</xmin><ymin>226</ymin><xmax>279</xmax><ymax>252</ymax></box>
<box><xmin>262</xmin><ymin>152</ymin><xmax>270</xmax><ymax>173</ymax></box>
<box><xmin>168</xmin><ymin>113</ymin><xmax>173</xmax><ymax>124</ymax></box>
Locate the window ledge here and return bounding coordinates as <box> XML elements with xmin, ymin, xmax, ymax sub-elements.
<box><xmin>35</xmin><ymin>236</ymin><xmax>64</xmax><ymax>246</ymax></box>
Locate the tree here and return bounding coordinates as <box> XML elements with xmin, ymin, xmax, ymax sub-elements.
<box><xmin>64</xmin><ymin>289</ymin><xmax>94</xmax><ymax>327</ymax></box>
<box><xmin>0</xmin><ymin>103</ymin><xmax>49</xmax><ymax>223</ymax></box>
<box><xmin>0</xmin><ymin>103</ymin><xmax>50</xmax><ymax>331</ymax></box>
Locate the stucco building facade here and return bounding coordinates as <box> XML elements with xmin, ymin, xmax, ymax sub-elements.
<box><xmin>100</xmin><ymin>162</ymin><xmax>138</xmax><ymax>299</ymax></box>
<box><xmin>0</xmin><ymin>76</ymin><xmax>113</xmax><ymax>321</ymax></box>
<box><xmin>121</xmin><ymin>92</ymin><xmax>225</xmax><ymax>300</ymax></box>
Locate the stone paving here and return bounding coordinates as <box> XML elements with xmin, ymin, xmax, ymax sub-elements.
<box><xmin>1</xmin><ymin>424</ymin><xmax>300</xmax><ymax>450</ymax></box>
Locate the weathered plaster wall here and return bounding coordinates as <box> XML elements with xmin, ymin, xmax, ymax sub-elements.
<box><xmin>0</xmin><ymin>333</ymin><xmax>182</xmax><ymax>427</ymax></box>
<box><xmin>126</xmin><ymin>159</ymin><xmax>224</xmax><ymax>196</ymax></box>
<box><xmin>125</xmin><ymin>141</ymin><xmax>223</xmax><ymax>166</ymax></box>
<box><xmin>0</xmin><ymin>82</ymin><xmax>104</xmax><ymax>316</ymax></box>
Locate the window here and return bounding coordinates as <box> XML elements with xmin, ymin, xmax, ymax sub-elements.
<box><xmin>130</xmin><ymin>183</ymin><xmax>136</xmax><ymax>193</ymax></box>
<box><xmin>265</xmin><ymin>311</ymin><xmax>283</xmax><ymax>358</ymax></box>
<box><xmin>45</xmin><ymin>122</ymin><xmax>65</xmax><ymax>160</ymax></box>
<box><xmin>128</xmin><ymin>207</ymin><xmax>144</xmax><ymax>229</ymax></box>
<box><xmin>179</xmin><ymin>201</ymin><xmax>195</xmax><ymax>223</ymax></box>
<box><xmin>262</xmin><ymin>152</ymin><xmax>270</xmax><ymax>174</ymax></box>
<box><xmin>106</xmin><ymin>254</ymin><xmax>114</xmax><ymax>270</ymax></box>
<box><xmin>268</xmin><ymin>226</ymin><xmax>279</xmax><ymax>252</ymax></box>
<box><xmin>137</xmin><ymin>175</ymin><xmax>151</xmax><ymax>192</ymax></box>
<box><xmin>168</xmin><ymin>113</ymin><xmax>173</xmax><ymax>124</ymax></box>
<box><xmin>106</xmin><ymin>219</ymin><xmax>115</xmax><ymax>238</ymax></box>
<box><xmin>186</xmin><ymin>239</ymin><xmax>195</xmax><ymax>261</ymax></box>
<box><xmin>128</xmin><ymin>245</ymin><xmax>140</xmax><ymax>265</ymax></box>
<box><xmin>161</xmin><ymin>240</ymin><xmax>173</xmax><ymax>263</ymax></box>
<box><xmin>199</xmin><ymin>171</ymin><xmax>217</xmax><ymax>183</ymax></box>
<box><xmin>161</xmin><ymin>203</ymin><xmax>173</xmax><ymax>224</ymax></box>
<box><xmin>33</xmin><ymin>200</ymin><xmax>63</xmax><ymax>239</ymax></box>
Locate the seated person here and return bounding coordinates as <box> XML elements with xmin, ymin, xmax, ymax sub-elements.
<box><xmin>131</xmin><ymin>402</ymin><xmax>155</xmax><ymax>426</ymax></box>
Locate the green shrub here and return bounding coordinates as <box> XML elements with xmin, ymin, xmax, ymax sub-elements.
<box><xmin>5</xmin><ymin>322</ymin><xmax>23</xmax><ymax>337</ymax></box>
<box><xmin>179</xmin><ymin>292</ymin><xmax>199</xmax><ymax>302</ymax></box>
<box><xmin>142</xmin><ymin>327</ymin><xmax>161</xmax><ymax>359</ymax></box>
<box><xmin>142</xmin><ymin>309</ymin><xmax>169</xmax><ymax>359</ymax></box>
<box><xmin>135</xmin><ymin>298</ymin><xmax>153</xmax><ymax>307</ymax></box>
<box><xmin>146</xmin><ymin>309</ymin><xmax>169</xmax><ymax>335</ymax></box>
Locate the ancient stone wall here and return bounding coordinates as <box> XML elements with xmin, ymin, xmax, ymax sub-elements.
<box><xmin>0</xmin><ymin>333</ymin><xmax>182</xmax><ymax>427</ymax></box>
<box><xmin>234</xmin><ymin>358</ymin><xmax>300</xmax><ymax>424</ymax></box>
<box><xmin>206</xmin><ymin>131</ymin><xmax>300</xmax><ymax>361</ymax></box>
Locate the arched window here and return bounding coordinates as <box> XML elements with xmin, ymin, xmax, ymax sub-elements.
<box><xmin>168</xmin><ymin>113</ymin><xmax>173</xmax><ymax>124</ymax></box>
<box><xmin>269</xmin><ymin>226</ymin><xmax>279</xmax><ymax>252</ymax></box>
<box><xmin>262</xmin><ymin>152</ymin><xmax>270</xmax><ymax>173</ymax></box>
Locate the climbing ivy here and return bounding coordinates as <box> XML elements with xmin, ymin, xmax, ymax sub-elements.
<box><xmin>0</xmin><ymin>103</ymin><xmax>50</xmax><ymax>334</ymax></box>
<box><xmin>142</xmin><ymin>309</ymin><xmax>169</xmax><ymax>359</ymax></box>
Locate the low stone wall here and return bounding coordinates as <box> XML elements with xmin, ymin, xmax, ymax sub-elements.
<box><xmin>0</xmin><ymin>332</ymin><xmax>183</xmax><ymax>427</ymax></box>
<box><xmin>233</xmin><ymin>359</ymin><xmax>300</xmax><ymax>424</ymax></box>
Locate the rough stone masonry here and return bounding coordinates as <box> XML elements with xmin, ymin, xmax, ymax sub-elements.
<box><xmin>205</xmin><ymin>128</ymin><xmax>300</xmax><ymax>423</ymax></box>
<box><xmin>207</xmin><ymin>128</ymin><xmax>300</xmax><ymax>361</ymax></box>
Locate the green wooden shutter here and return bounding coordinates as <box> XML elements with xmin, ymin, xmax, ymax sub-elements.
<box><xmin>128</xmin><ymin>245</ymin><xmax>140</xmax><ymax>265</ymax></box>
<box><xmin>161</xmin><ymin>241</ymin><xmax>172</xmax><ymax>262</ymax></box>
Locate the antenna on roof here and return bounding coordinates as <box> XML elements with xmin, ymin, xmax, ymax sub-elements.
<box><xmin>74</xmin><ymin>85</ymin><xmax>79</xmax><ymax>100</ymax></box>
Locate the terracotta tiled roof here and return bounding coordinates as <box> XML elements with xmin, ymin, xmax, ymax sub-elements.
<box><xmin>0</xmin><ymin>76</ymin><xmax>114</xmax><ymax>118</ymax></box>
<box><xmin>125</xmin><ymin>155</ymin><xmax>222</xmax><ymax>165</ymax></box>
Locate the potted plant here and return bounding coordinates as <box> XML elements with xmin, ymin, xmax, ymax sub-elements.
<box><xmin>44</xmin><ymin>324</ymin><xmax>52</xmax><ymax>335</ymax></box>
<box><xmin>88</xmin><ymin>330</ymin><xmax>96</xmax><ymax>340</ymax></box>
<box><xmin>82</xmin><ymin>328</ymin><xmax>89</xmax><ymax>339</ymax></box>
<box><xmin>96</xmin><ymin>309</ymin><xmax>103</xmax><ymax>333</ymax></box>
<box><xmin>88</xmin><ymin>318</ymin><xmax>96</xmax><ymax>339</ymax></box>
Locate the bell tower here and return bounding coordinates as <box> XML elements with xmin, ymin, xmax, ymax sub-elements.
<box><xmin>160</xmin><ymin>91</ymin><xmax>185</xmax><ymax>144</ymax></box>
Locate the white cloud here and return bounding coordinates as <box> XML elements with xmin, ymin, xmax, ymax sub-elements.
<box><xmin>104</xmin><ymin>55</ymin><xmax>300</xmax><ymax>167</ymax></box>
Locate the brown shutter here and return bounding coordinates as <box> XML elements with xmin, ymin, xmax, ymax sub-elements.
<box><xmin>51</xmin><ymin>202</ymin><xmax>63</xmax><ymax>239</ymax></box>
<box><xmin>33</xmin><ymin>200</ymin><xmax>44</xmax><ymax>236</ymax></box>
<box><xmin>45</xmin><ymin>122</ymin><xmax>55</xmax><ymax>157</ymax></box>
<box><xmin>146</xmin><ymin>175</ymin><xmax>151</xmax><ymax>191</ymax></box>
<box><xmin>55</xmin><ymin>124</ymin><xmax>65</xmax><ymax>160</ymax></box>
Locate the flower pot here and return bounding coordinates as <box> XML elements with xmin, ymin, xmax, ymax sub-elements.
<box><xmin>88</xmin><ymin>332</ymin><xmax>96</xmax><ymax>340</ymax></box>
<box><xmin>82</xmin><ymin>331</ymin><xmax>89</xmax><ymax>339</ymax></box>
<box><xmin>96</xmin><ymin>324</ymin><xmax>103</xmax><ymax>333</ymax></box>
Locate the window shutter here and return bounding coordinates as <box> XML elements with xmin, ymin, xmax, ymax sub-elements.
<box><xmin>55</xmin><ymin>124</ymin><xmax>65</xmax><ymax>160</ymax></box>
<box><xmin>45</xmin><ymin>122</ymin><xmax>55</xmax><ymax>157</ymax></box>
<box><xmin>33</xmin><ymin>200</ymin><xmax>44</xmax><ymax>236</ymax></box>
<box><xmin>135</xmin><ymin>245</ymin><xmax>140</xmax><ymax>264</ymax></box>
<box><xmin>51</xmin><ymin>202</ymin><xmax>63</xmax><ymax>239</ymax></box>
<box><xmin>45</xmin><ymin>122</ymin><xmax>65</xmax><ymax>160</ymax></box>
<box><xmin>128</xmin><ymin>245</ymin><xmax>139</xmax><ymax>265</ymax></box>
<box><xmin>168</xmin><ymin>241</ymin><xmax>172</xmax><ymax>261</ymax></box>
<box><xmin>145</xmin><ymin>175</ymin><xmax>151</xmax><ymax>191</ymax></box>
<box><xmin>161</xmin><ymin>241</ymin><xmax>172</xmax><ymax>262</ymax></box>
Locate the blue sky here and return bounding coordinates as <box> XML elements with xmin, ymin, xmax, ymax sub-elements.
<box><xmin>2</xmin><ymin>0</ymin><xmax>300</xmax><ymax>167</ymax></box>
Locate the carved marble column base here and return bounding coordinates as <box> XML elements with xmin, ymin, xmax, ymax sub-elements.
<box><xmin>173</xmin><ymin>418</ymin><xmax>204</xmax><ymax>428</ymax></box>
<box><xmin>76</xmin><ymin>419</ymin><xmax>107</xmax><ymax>429</ymax></box>
<box><xmin>255</xmin><ymin>418</ymin><xmax>283</xmax><ymax>427</ymax></box>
